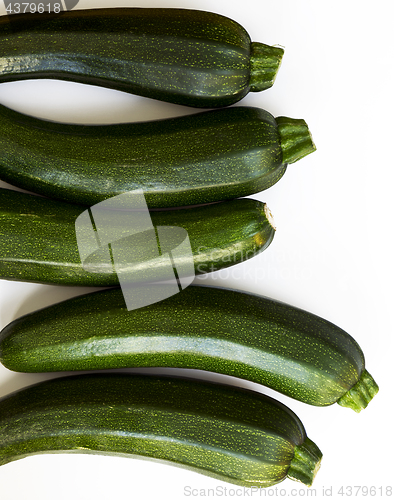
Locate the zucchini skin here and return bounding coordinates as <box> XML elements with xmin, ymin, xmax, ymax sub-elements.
<box><xmin>0</xmin><ymin>285</ymin><xmax>378</xmax><ymax>412</ymax></box>
<box><xmin>0</xmin><ymin>105</ymin><xmax>294</xmax><ymax>208</ymax></box>
<box><xmin>0</xmin><ymin>8</ymin><xmax>284</xmax><ymax>107</ymax></box>
<box><xmin>0</xmin><ymin>372</ymin><xmax>322</xmax><ymax>487</ymax></box>
<box><xmin>0</xmin><ymin>188</ymin><xmax>275</xmax><ymax>286</ymax></box>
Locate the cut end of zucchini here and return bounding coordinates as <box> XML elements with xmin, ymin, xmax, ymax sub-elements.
<box><xmin>255</xmin><ymin>203</ymin><xmax>276</xmax><ymax>251</ymax></box>
<box><xmin>287</xmin><ymin>437</ymin><xmax>322</xmax><ymax>487</ymax></box>
<box><xmin>276</xmin><ymin>116</ymin><xmax>316</xmax><ymax>164</ymax></box>
<box><xmin>264</xmin><ymin>203</ymin><xmax>276</xmax><ymax>231</ymax></box>
<box><xmin>337</xmin><ymin>369</ymin><xmax>379</xmax><ymax>412</ymax></box>
<box><xmin>249</xmin><ymin>42</ymin><xmax>284</xmax><ymax>92</ymax></box>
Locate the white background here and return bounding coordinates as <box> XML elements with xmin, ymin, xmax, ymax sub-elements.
<box><xmin>0</xmin><ymin>1</ymin><xmax>393</xmax><ymax>499</ymax></box>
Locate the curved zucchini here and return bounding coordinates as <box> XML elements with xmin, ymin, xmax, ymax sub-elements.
<box><xmin>0</xmin><ymin>105</ymin><xmax>315</xmax><ymax>208</ymax></box>
<box><xmin>0</xmin><ymin>285</ymin><xmax>378</xmax><ymax>412</ymax></box>
<box><xmin>0</xmin><ymin>8</ymin><xmax>284</xmax><ymax>107</ymax></box>
<box><xmin>0</xmin><ymin>372</ymin><xmax>322</xmax><ymax>487</ymax></box>
<box><xmin>0</xmin><ymin>188</ymin><xmax>275</xmax><ymax>286</ymax></box>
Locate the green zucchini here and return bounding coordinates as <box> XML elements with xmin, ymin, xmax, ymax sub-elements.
<box><xmin>0</xmin><ymin>188</ymin><xmax>275</xmax><ymax>286</ymax></box>
<box><xmin>0</xmin><ymin>372</ymin><xmax>322</xmax><ymax>487</ymax></box>
<box><xmin>0</xmin><ymin>7</ymin><xmax>284</xmax><ymax>107</ymax></box>
<box><xmin>0</xmin><ymin>104</ymin><xmax>315</xmax><ymax>208</ymax></box>
<box><xmin>0</xmin><ymin>285</ymin><xmax>378</xmax><ymax>412</ymax></box>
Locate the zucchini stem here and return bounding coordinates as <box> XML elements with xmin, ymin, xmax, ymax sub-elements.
<box><xmin>276</xmin><ymin>116</ymin><xmax>316</xmax><ymax>164</ymax></box>
<box><xmin>337</xmin><ymin>369</ymin><xmax>379</xmax><ymax>412</ymax></box>
<box><xmin>249</xmin><ymin>42</ymin><xmax>284</xmax><ymax>92</ymax></box>
<box><xmin>287</xmin><ymin>437</ymin><xmax>322</xmax><ymax>487</ymax></box>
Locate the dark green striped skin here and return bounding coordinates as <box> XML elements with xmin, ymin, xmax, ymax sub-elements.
<box><xmin>0</xmin><ymin>105</ymin><xmax>291</xmax><ymax>208</ymax></box>
<box><xmin>0</xmin><ymin>8</ymin><xmax>284</xmax><ymax>107</ymax></box>
<box><xmin>0</xmin><ymin>285</ymin><xmax>378</xmax><ymax>411</ymax></box>
<box><xmin>0</xmin><ymin>372</ymin><xmax>322</xmax><ymax>487</ymax></box>
<box><xmin>0</xmin><ymin>188</ymin><xmax>275</xmax><ymax>286</ymax></box>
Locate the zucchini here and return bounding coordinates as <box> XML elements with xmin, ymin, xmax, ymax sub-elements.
<box><xmin>0</xmin><ymin>188</ymin><xmax>275</xmax><ymax>286</ymax></box>
<box><xmin>0</xmin><ymin>105</ymin><xmax>315</xmax><ymax>208</ymax></box>
<box><xmin>0</xmin><ymin>7</ymin><xmax>284</xmax><ymax>107</ymax></box>
<box><xmin>0</xmin><ymin>372</ymin><xmax>322</xmax><ymax>487</ymax></box>
<box><xmin>0</xmin><ymin>285</ymin><xmax>378</xmax><ymax>412</ymax></box>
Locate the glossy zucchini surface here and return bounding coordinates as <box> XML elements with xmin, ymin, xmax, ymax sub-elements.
<box><xmin>0</xmin><ymin>8</ymin><xmax>284</xmax><ymax>107</ymax></box>
<box><xmin>0</xmin><ymin>372</ymin><xmax>322</xmax><ymax>487</ymax></box>
<box><xmin>0</xmin><ymin>285</ymin><xmax>378</xmax><ymax>412</ymax></box>
<box><xmin>0</xmin><ymin>188</ymin><xmax>275</xmax><ymax>286</ymax></box>
<box><xmin>0</xmin><ymin>105</ymin><xmax>315</xmax><ymax>208</ymax></box>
